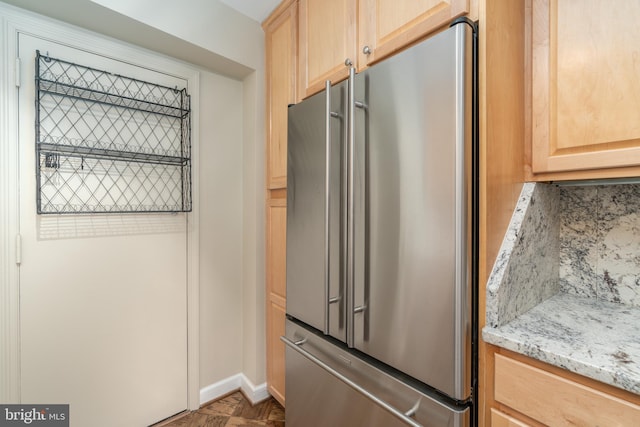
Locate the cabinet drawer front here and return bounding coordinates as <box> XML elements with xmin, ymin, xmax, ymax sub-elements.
<box><xmin>494</xmin><ymin>354</ymin><xmax>640</xmax><ymax>426</ymax></box>
<box><xmin>490</xmin><ymin>409</ymin><xmax>531</xmax><ymax>427</ymax></box>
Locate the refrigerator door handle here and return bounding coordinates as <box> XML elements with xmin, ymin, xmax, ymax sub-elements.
<box><xmin>281</xmin><ymin>335</ymin><xmax>424</xmax><ymax>427</ymax></box>
<box><xmin>346</xmin><ymin>67</ymin><xmax>356</xmax><ymax>348</ymax></box>
<box><xmin>325</xmin><ymin>79</ymin><xmax>341</xmax><ymax>336</ymax></box>
<box><xmin>324</xmin><ymin>79</ymin><xmax>331</xmax><ymax>335</ymax></box>
<box><xmin>354</xmin><ymin>304</ymin><xmax>366</xmax><ymax>313</ymax></box>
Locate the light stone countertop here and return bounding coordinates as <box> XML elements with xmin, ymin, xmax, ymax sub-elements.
<box><xmin>483</xmin><ymin>292</ymin><xmax>640</xmax><ymax>395</ymax></box>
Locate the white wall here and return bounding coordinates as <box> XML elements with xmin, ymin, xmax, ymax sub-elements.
<box><xmin>198</xmin><ymin>71</ymin><xmax>244</xmax><ymax>386</ymax></box>
<box><xmin>87</xmin><ymin>0</ymin><xmax>268</xmax><ymax>393</ymax></box>
<box><xmin>242</xmin><ymin>71</ymin><xmax>266</xmax><ymax>385</ymax></box>
<box><xmin>90</xmin><ymin>0</ymin><xmax>265</xmax><ymax>72</ymax></box>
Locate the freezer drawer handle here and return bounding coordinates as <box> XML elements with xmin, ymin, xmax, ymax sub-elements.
<box><xmin>281</xmin><ymin>335</ymin><xmax>424</xmax><ymax>427</ymax></box>
<box><xmin>293</xmin><ymin>337</ymin><xmax>307</xmax><ymax>346</ymax></box>
<box><xmin>405</xmin><ymin>399</ymin><xmax>421</xmax><ymax>418</ymax></box>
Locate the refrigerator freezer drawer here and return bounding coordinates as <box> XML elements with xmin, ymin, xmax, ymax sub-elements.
<box><xmin>284</xmin><ymin>319</ymin><xmax>469</xmax><ymax>427</ymax></box>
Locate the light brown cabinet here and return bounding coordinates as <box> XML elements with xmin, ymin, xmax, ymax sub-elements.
<box><xmin>490</xmin><ymin>408</ymin><xmax>531</xmax><ymax>427</ymax></box>
<box><xmin>264</xmin><ymin>0</ymin><xmax>297</xmax><ymax>190</ymax></box>
<box><xmin>493</xmin><ymin>352</ymin><xmax>640</xmax><ymax>427</ymax></box>
<box><xmin>263</xmin><ymin>0</ymin><xmax>297</xmax><ymax>406</ymax></box>
<box><xmin>297</xmin><ymin>0</ymin><xmax>356</xmax><ymax>98</ymax></box>
<box><xmin>298</xmin><ymin>0</ymin><xmax>474</xmax><ymax>98</ymax></box>
<box><xmin>357</xmin><ymin>0</ymin><xmax>470</xmax><ymax>68</ymax></box>
<box><xmin>529</xmin><ymin>0</ymin><xmax>640</xmax><ymax>180</ymax></box>
<box><xmin>266</xmin><ymin>298</ymin><xmax>286</xmax><ymax>405</ymax></box>
<box><xmin>265</xmin><ymin>193</ymin><xmax>287</xmax><ymax>406</ymax></box>
<box><xmin>480</xmin><ymin>0</ymin><xmax>640</xmax><ymax>424</ymax></box>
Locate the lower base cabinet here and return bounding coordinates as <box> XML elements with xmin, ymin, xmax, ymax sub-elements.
<box><xmin>267</xmin><ymin>297</ymin><xmax>286</xmax><ymax>405</ymax></box>
<box><xmin>266</xmin><ymin>194</ymin><xmax>287</xmax><ymax>406</ymax></box>
<box><xmin>493</xmin><ymin>352</ymin><xmax>640</xmax><ymax>426</ymax></box>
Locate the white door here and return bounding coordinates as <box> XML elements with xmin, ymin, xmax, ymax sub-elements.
<box><xmin>17</xmin><ymin>34</ymin><xmax>188</xmax><ymax>426</ymax></box>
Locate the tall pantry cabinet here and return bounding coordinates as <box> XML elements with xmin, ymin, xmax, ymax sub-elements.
<box><xmin>263</xmin><ymin>0</ymin><xmax>297</xmax><ymax>406</ymax></box>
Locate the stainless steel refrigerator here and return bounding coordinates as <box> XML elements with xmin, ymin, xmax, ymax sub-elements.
<box><xmin>283</xmin><ymin>20</ymin><xmax>477</xmax><ymax>427</ymax></box>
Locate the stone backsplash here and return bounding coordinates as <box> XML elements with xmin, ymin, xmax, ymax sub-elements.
<box><xmin>560</xmin><ymin>184</ymin><xmax>640</xmax><ymax>306</ymax></box>
<box><xmin>485</xmin><ymin>183</ymin><xmax>560</xmax><ymax>328</ymax></box>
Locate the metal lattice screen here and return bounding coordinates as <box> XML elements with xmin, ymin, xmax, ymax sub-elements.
<box><xmin>35</xmin><ymin>50</ymin><xmax>192</xmax><ymax>214</ymax></box>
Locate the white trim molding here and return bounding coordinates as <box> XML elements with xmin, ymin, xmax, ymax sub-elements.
<box><xmin>186</xmin><ymin>76</ymin><xmax>201</xmax><ymax>410</ymax></box>
<box><xmin>200</xmin><ymin>374</ymin><xmax>270</xmax><ymax>406</ymax></box>
<box><xmin>0</xmin><ymin>8</ymin><xmax>22</xmax><ymax>404</ymax></box>
<box><xmin>241</xmin><ymin>374</ymin><xmax>270</xmax><ymax>404</ymax></box>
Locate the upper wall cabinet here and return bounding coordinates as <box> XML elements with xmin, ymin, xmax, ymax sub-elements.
<box><xmin>264</xmin><ymin>0</ymin><xmax>298</xmax><ymax>189</ymax></box>
<box><xmin>357</xmin><ymin>0</ymin><xmax>470</xmax><ymax>68</ymax></box>
<box><xmin>530</xmin><ymin>0</ymin><xmax>640</xmax><ymax>180</ymax></box>
<box><xmin>298</xmin><ymin>0</ymin><xmax>357</xmax><ymax>99</ymax></box>
<box><xmin>298</xmin><ymin>0</ymin><xmax>473</xmax><ymax>99</ymax></box>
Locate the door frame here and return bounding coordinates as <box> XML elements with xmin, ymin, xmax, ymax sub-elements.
<box><xmin>0</xmin><ymin>4</ymin><xmax>201</xmax><ymax>410</ymax></box>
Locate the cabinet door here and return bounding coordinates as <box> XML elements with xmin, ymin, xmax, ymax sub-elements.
<box><xmin>358</xmin><ymin>0</ymin><xmax>469</xmax><ymax>67</ymax></box>
<box><xmin>298</xmin><ymin>0</ymin><xmax>357</xmax><ymax>98</ymax></box>
<box><xmin>267</xmin><ymin>297</ymin><xmax>287</xmax><ymax>406</ymax></box>
<box><xmin>266</xmin><ymin>195</ymin><xmax>287</xmax><ymax>406</ymax></box>
<box><xmin>264</xmin><ymin>1</ymin><xmax>297</xmax><ymax>189</ymax></box>
<box><xmin>531</xmin><ymin>0</ymin><xmax>640</xmax><ymax>175</ymax></box>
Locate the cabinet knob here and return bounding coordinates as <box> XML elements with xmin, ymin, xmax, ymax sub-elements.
<box><xmin>362</xmin><ymin>46</ymin><xmax>371</xmax><ymax>55</ymax></box>
<box><xmin>344</xmin><ymin>58</ymin><xmax>353</xmax><ymax>67</ymax></box>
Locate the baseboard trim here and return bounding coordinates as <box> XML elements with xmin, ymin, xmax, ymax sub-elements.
<box><xmin>240</xmin><ymin>374</ymin><xmax>270</xmax><ymax>404</ymax></box>
<box><xmin>200</xmin><ymin>374</ymin><xmax>269</xmax><ymax>406</ymax></box>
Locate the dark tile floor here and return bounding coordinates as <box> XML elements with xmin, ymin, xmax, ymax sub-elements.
<box><xmin>159</xmin><ymin>391</ymin><xmax>285</xmax><ymax>427</ymax></box>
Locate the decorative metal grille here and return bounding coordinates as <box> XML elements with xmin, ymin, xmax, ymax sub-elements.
<box><xmin>35</xmin><ymin>50</ymin><xmax>192</xmax><ymax>214</ymax></box>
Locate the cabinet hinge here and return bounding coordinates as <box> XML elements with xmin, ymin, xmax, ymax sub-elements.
<box><xmin>15</xmin><ymin>57</ymin><xmax>20</xmax><ymax>88</ymax></box>
<box><xmin>15</xmin><ymin>233</ymin><xmax>21</xmax><ymax>265</ymax></box>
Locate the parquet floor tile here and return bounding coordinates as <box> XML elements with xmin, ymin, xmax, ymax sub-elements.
<box><xmin>158</xmin><ymin>392</ymin><xmax>284</xmax><ymax>427</ymax></box>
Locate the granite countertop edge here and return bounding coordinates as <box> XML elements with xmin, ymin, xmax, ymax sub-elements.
<box><xmin>482</xmin><ymin>292</ymin><xmax>640</xmax><ymax>395</ymax></box>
